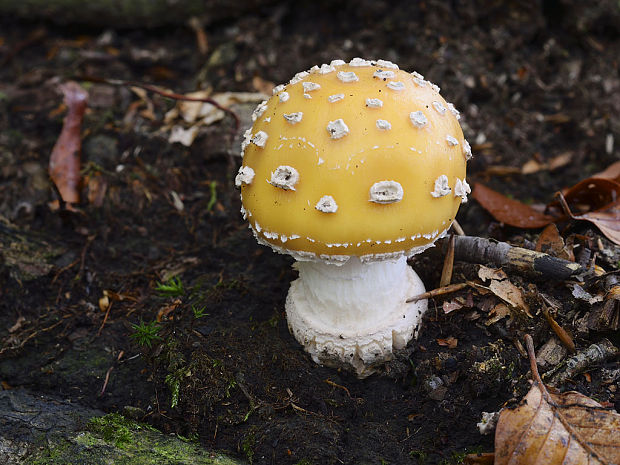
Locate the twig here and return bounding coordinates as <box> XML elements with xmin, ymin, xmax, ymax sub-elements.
<box><xmin>99</xmin><ymin>367</ymin><xmax>113</xmax><ymax>397</ymax></box>
<box><xmin>449</xmin><ymin>236</ymin><xmax>583</xmax><ymax>280</ymax></box>
<box><xmin>74</xmin><ymin>75</ymin><xmax>240</xmax><ymax>131</ymax></box>
<box><xmin>543</xmin><ymin>338</ymin><xmax>619</xmax><ymax>386</ymax></box>
<box><xmin>324</xmin><ymin>379</ymin><xmax>351</xmax><ymax>397</ymax></box>
<box><xmin>0</xmin><ymin>315</ymin><xmax>71</xmax><ymax>356</ymax></box>
<box><xmin>439</xmin><ymin>234</ymin><xmax>455</xmax><ymax>287</ymax></box>
<box><xmin>406</xmin><ymin>282</ymin><xmax>470</xmax><ymax>303</ymax></box>
<box><xmin>541</xmin><ymin>304</ymin><xmax>576</xmax><ymax>354</ymax></box>
<box><xmin>451</xmin><ymin>219</ymin><xmax>466</xmax><ymax>236</ymax></box>
<box><xmin>97</xmin><ymin>301</ymin><xmax>113</xmax><ymax>337</ymax></box>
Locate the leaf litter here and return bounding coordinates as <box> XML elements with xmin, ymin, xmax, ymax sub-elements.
<box><xmin>467</xmin><ymin>335</ymin><xmax>620</xmax><ymax>465</ymax></box>
<box><xmin>472</xmin><ymin>162</ymin><xmax>620</xmax><ymax>245</ymax></box>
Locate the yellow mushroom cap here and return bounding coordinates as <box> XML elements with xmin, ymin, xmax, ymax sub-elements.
<box><xmin>237</xmin><ymin>59</ymin><xmax>470</xmax><ymax>262</ymax></box>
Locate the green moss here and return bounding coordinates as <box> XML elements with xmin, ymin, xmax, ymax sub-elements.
<box><xmin>27</xmin><ymin>412</ymin><xmax>241</xmax><ymax>465</ymax></box>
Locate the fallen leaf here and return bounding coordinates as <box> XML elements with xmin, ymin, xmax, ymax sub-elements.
<box><xmin>488</xmin><ymin>279</ymin><xmax>532</xmax><ymax>318</ymax></box>
<box><xmin>535</xmin><ymin>223</ymin><xmax>573</xmax><ymax>260</ymax></box>
<box><xmin>494</xmin><ymin>335</ymin><xmax>620</xmax><ymax>465</ymax></box>
<box><xmin>553</xmin><ymin>177</ymin><xmax>620</xmax><ymax>245</ymax></box>
<box><xmin>592</xmin><ymin>161</ymin><xmax>620</xmax><ymax>181</ymax></box>
<box><xmin>563</xmin><ymin>178</ymin><xmax>620</xmax><ymax>212</ymax></box>
<box><xmin>485</xmin><ymin>303</ymin><xmax>511</xmax><ymax>325</ymax></box>
<box><xmin>571</xmin><ymin>283</ymin><xmax>604</xmax><ymax>304</ymax></box>
<box><xmin>572</xmin><ymin>202</ymin><xmax>620</xmax><ymax>246</ymax></box>
<box><xmin>49</xmin><ymin>81</ymin><xmax>88</xmax><ymax>204</ymax></box>
<box><xmin>478</xmin><ymin>265</ymin><xmax>508</xmax><ymax>282</ymax></box>
<box><xmin>472</xmin><ymin>183</ymin><xmax>555</xmax><ymax>228</ymax></box>
<box><xmin>443</xmin><ymin>299</ymin><xmax>464</xmax><ymax>314</ymax></box>
<box><xmin>437</xmin><ymin>337</ymin><xmax>458</xmax><ymax>349</ymax></box>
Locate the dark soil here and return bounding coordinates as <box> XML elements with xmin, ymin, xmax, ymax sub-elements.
<box><xmin>1</xmin><ymin>1</ymin><xmax>619</xmax><ymax>464</ymax></box>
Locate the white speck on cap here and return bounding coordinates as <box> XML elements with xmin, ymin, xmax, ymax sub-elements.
<box><xmin>318</xmin><ymin>64</ymin><xmax>336</xmax><ymax>74</ymax></box>
<box><xmin>327</xmin><ymin>119</ymin><xmax>349</xmax><ymax>139</ymax></box>
<box><xmin>410</xmin><ymin>111</ymin><xmax>428</xmax><ymax>128</ymax></box>
<box><xmin>430</xmin><ymin>175</ymin><xmax>451</xmax><ymax>198</ymax></box>
<box><xmin>240</xmin><ymin>128</ymin><xmax>253</xmax><ymax>155</ymax></box>
<box><xmin>454</xmin><ymin>178</ymin><xmax>471</xmax><ymax>203</ymax></box>
<box><xmin>303</xmin><ymin>82</ymin><xmax>321</xmax><ymax>92</ymax></box>
<box><xmin>373</xmin><ymin>69</ymin><xmax>395</xmax><ymax>80</ymax></box>
<box><xmin>337</xmin><ymin>71</ymin><xmax>359</xmax><ymax>83</ymax></box>
<box><xmin>376</xmin><ymin>119</ymin><xmax>392</xmax><ymax>130</ymax></box>
<box><xmin>272</xmin><ymin>84</ymin><xmax>285</xmax><ymax>95</ymax></box>
<box><xmin>315</xmin><ymin>195</ymin><xmax>338</xmax><ymax>213</ymax></box>
<box><xmin>349</xmin><ymin>57</ymin><xmax>372</xmax><ymax>67</ymax></box>
<box><xmin>252</xmin><ymin>130</ymin><xmax>268</xmax><ymax>147</ymax></box>
<box><xmin>269</xmin><ymin>165</ymin><xmax>299</xmax><ymax>190</ymax></box>
<box><xmin>411</xmin><ymin>71</ymin><xmax>424</xmax><ymax>80</ymax></box>
<box><xmin>447</xmin><ymin>102</ymin><xmax>460</xmax><ymax>120</ymax></box>
<box><xmin>413</xmin><ymin>77</ymin><xmax>427</xmax><ymax>87</ymax></box>
<box><xmin>446</xmin><ymin>135</ymin><xmax>459</xmax><ymax>146</ymax></box>
<box><xmin>328</xmin><ymin>93</ymin><xmax>345</xmax><ymax>103</ymax></box>
<box><xmin>289</xmin><ymin>71</ymin><xmax>310</xmax><ymax>85</ymax></box>
<box><xmin>369</xmin><ymin>181</ymin><xmax>404</xmax><ymax>204</ymax></box>
<box><xmin>330</xmin><ymin>59</ymin><xmax>346</xmax><ymax>66</ymax></box>
<box><xmin>366</xmin><ymin>98</ymin><xmax>383</xmax><ymax>108</ymax></box>
<box><xmin>235</xmin><ymin>166</ymin><xmax>255</xmax><ymax>187</ymax></box>
<box><xmin>387</xmin><ymin>81</ymin><xmax>405</xmax><ymax>91</ymax></box>
<box><xmin>283</xmin><ymin>112</ymin><xmax>303</xmax><ymax>124</ymax></box>
<box><xmin>251</xmin><ymin>101</ymin><xmax>268</xmax><ymax>121</ymax></box>
<box><xmin>303</xmin><ymin>93</ymin><xmax>312</xmax><ymax>99</ymax></box>
<box><xmin>376</xmin><ymin>59</ymin><xmax>399</xmax><ymax>69</ymax></box>
<box><xmin>463</xmin><ymin>140</ymin><xmax>473</xmax><ymax>160</ymax></box>
<box><xmin>432</xmin><ymin>101</ymin><xmax>447</xmax><ymax>115</ymax></box>
<box><xmin>279</xmin><ymin>92</ymin><xmax>290</xmax><ymax>103</ymax></box>
<box><xmin>429</xmin><ymin>82</ymin><xmax>440</xmax><ymax>93</ymax></box>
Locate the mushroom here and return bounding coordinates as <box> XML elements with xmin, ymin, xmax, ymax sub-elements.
<box><xmin>236</xmin><ymin>58</ymin><xmax>470</xmax><ymax>377</ymax></box>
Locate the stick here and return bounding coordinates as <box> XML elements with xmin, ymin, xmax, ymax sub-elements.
<box><xmin>74</xmin><ymin>75</ymin><xmax>240</xmax><ymax>131</ymax></box>
<box><xmin>450</xmin><ymin>236</ymin><xmax>583</xmax><ymax>280</ymax></box>
<box><xmin>406</xmin><ymin>282</ymin><xmax>470</xmax><ymax>303</ymax></box>
<box><xmin>439</xmin><ymin>234</ymin><xmax>455</xmax><ymax>287</ymax></box>
<box><xmin>543</xmin><ymin>338</ymin><xmax>619</xmax><ymax>386</ymax></box>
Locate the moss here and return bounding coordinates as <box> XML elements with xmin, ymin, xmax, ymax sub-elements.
<box><xmin>26</xmin><ymin>412</ymin><xmax>242</xmax><ymax>465</ymax></box>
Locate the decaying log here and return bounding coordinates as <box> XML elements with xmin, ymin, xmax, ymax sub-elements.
<box><xmin>451</xmin><ymin>236</ymin><xmax>583</xmax><ymax>281</ymax></box>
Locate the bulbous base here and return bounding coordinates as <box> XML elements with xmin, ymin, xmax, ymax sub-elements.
<box><xmin>285</xmin><ymin>256</ymin><xmax>428</xmax><ymax>378</ymax></box>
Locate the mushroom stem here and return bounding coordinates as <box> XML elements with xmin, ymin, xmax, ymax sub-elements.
<box><xmin>285</xmin><ymin>256</ymin><xmax>427</xmax><ymax>377</ymax></box>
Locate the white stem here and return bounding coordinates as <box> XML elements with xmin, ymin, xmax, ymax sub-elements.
<box><xmin>285</xmin><ymin>256</ymin><xmax>427</xmax><ymax>377</ymax></box>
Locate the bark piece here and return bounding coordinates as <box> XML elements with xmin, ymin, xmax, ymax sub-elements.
<box><xmin>452</xmin><ymin>236</ymin><xmax>583</xmax><ymax>280</ymax></box>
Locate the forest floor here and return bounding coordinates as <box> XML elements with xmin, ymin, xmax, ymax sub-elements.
<box><xmin>0</xmin><ymin>1</ymin><xmax>619</xmax><ymax>464</ymax></box>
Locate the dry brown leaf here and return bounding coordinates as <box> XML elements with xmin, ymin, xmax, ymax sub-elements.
<box><xmin>437</xmin><ymin>337</ymin><xmax>458</xmax><ymax>349</ymax></box>
<box><xmin>553</xmin><ymin>177</ymin><xmax>620</xmax><ymax>245</ymax></box>
<box><xmin>478</xmin><ymin>265</ymin><xmax>508</xmax><ymax>282</ymax></box>
<box><xmin>443</xmin><ymin>299</ymin><xmax>464</xmax><ymax>314</ymax></box>
<box><xmin>592</xmin><ymin>161</ymin><xmax>620</xmax><ymax>181</ymax></box>
<box><xmin>472</xmin><ymin>183</ymin><xmax>555</xmax><ymax>228</ymax></box>
<box><xmin>572</xmin><ymin>202</ymin><xmax>620</xmax><ymax>246</ymax></box>
<box><xmin>488</xmin><ymin>279</ymin><xmax>533</xmax><ymax>318</ymax></box>
<box><xmin>535</xmin><ymin>223</ymin><xmax>573</xmax><ymax>260</ymax></box>
<box><xmin>485</xmin><ymin>303</ymin><xmax>511</xmax><ymax>325</ymax></box>
<box><xmin>49</xmin><ymin>81</ymin><xmax>88</xmax><ymax>204</ymax></box>
<box><xmin>494</xmin><ymin>335</ymin><xmax>620</xmax><ymax>465</ymax></box>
